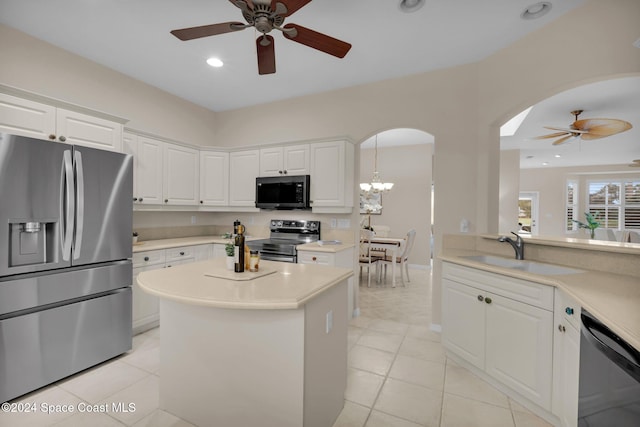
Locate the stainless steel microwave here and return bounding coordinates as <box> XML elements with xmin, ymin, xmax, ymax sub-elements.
<box><xmin>255</xmin><ymin>175</ymin><xmax>311</xmax><ymax>210</ymax></box>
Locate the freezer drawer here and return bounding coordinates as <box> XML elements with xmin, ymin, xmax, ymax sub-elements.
<box><xmin>0</xmin><ymin>261</ymin><xmax>132</xmax><ymax>317</ymax></box>
<box><xmin>0</xmin><ymin>288</ymin><xmax>132</xmax><ymax>403</ymax></box>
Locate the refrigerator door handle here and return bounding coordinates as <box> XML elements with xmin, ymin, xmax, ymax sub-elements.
<box><xmin>73</xmin><ymin>150</ymin><xmax>84</xmax><ymax>260</ymax></box>
<box><xmin>61</xmin><ymin>150</ymin><xmax>75</xmax><ymax>261</ymax></box>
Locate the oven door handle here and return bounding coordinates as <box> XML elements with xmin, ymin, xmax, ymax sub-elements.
<box><xmin>581</xmin><ymin>311</ymin><xmax>640</xmax><ymax>382</ymax></box>
<box><xmin>260</xmin><ymin>254</ymin><xmax>296</xmax><ymax>263</ymax></box>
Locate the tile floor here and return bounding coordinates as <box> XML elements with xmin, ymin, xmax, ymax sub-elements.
<box><xmin>0</xmin><ymin>267</ymin><xmax>553</xmax><ymax>427</ymax></box>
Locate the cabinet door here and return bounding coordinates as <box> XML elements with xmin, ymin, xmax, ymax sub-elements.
<box><xmin>194</xmin><ymin>244</ymin><xmax>214</xmax><ymax>261</ymax></box>
<box><xmin>259</xmin><ymin>147</ymin><xmax>283</xmax><ymax>176</ymax></box>
<box><xmin>229</xmin><ymin>150</ymin><xmax>260</xmax><ymax>206</ymax></box>
<box><xmin>133</xmin><ymin>264</ymin><xmax>161</xmax><ymax>333</ymax></box>
<box><xmin>56</xmin><ymin>108</ymin><xmax>123</xmax><ymax>152</ymax></box>
<box><xmin>485</xmin><ymin>294</ymin><xmax>553</xmax><ymax>410</ymax></box>
<box><xmin>136</xmin><ymin>136</ymin><xmax>164</xmax><ymax>204</ymax></box>
<box><xmin>310</xmin><ymin>141</ymin><xmax>345</xmax><ymax>207</ymax></box>
<box><xmin>163</xmin><ymin>143</ymin><xmax>199</xmax><ymax>205</ymax></box>
<box><xmin>441</xmin><ymin>278</ymin><xmax>486</xmax><ymax>369</ymax></box>
<box><xmin>0</xmin><ymin>93</ymin><xmax>56</xmax><ymax>140</ymax></box>
<box><xmin>554</xmin><ymin>322</ymin><xmax>580</xmax><ymax>427</ymax></box>
<box><xmin>123</xmin><ymin>132</ymin><xmax>139</xmax><ymax>203</ymax></box>
<box><xmin>283</xmin><ymin>144</ymin><xmax>309</xmax><ymax>175</ymax></box>
<box><xmin>200</xmin><ymin>151</ymin><xmax>229</xmax><ymax>206</ymax></box>
<box><xmin>212</xmin><ymin>244</ymin><xmax>227</xmax><ymax>259</ymax></box>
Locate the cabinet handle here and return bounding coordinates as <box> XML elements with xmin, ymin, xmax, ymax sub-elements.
<box><xmin>312</xmin><ymin>256</ymin><xmax>317</xmax><ymax>261</ymax></box>
<box><xmin>200</xmin><ymin>200</ymin><xmax>203</xmax><ymax>204</ymax></box>
<box><xmin>279</xmin><ymin>170</ymin><xmax>283</xmax><ymax>174</ymax></box>
<box><xmin>180</xmin><ymin>251</ymin><xmax>185</xmax><ymax>256</ymax></box>
<box><xmin>59</xmin><ymin>136</ymin><xmax>66</xmax><ymax>142</ymax></box>
<box><xmin>165</xmin><ymin>199</ymin><xmax>168</xmax><ymax>203</ymax></box>
<box><xmin>484</xmin><ymin>297</ymin><xmax>492</xmax><ymax>304</ymax></box>
<box><xmin>49</xmin><ymin>134</ymin><xmax>56</xmax><ymax>140</ymax></box>
<box><xmin>565</xmin><ymin>307</ymin><xmax>574</xmax><ymax>316</ymax></box>
<box><xmin>558</xmin><ymin>324</ymin><xmax>566</xmax><ymax>333</ymax></box>
<box><xmin>477</xmin><ymin>295</ymin><xmax>484</xmax><ymax>302</ymax></box>
<box><xmin>283</xmin><ymin>170</ymin><xmax>288</xmax><ymax>174</ymax></box>
<box><xmin>139</xmin><ymin>197</ymin><xmax>144</xmax><ymax>202</ymax></box>
<box><xmin>144</xmin><ymin>256</ymin><xmax>149</xmax><ymax>261</ymax></box>
<box><xmin>167</xmin><ymin>264</ymin><xmax>172</xmax><ymax>268</ymax></box>
<box><xmin>133</xmin><ymin>197</ymin><xmax>138</xmax><ymax>202</ymax></box>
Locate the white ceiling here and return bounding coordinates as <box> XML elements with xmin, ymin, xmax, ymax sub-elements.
<box><xmin>501</xmin><ymin>76</ymin><xmax>640</xmax><ymax>169</ymax></box>
<box><xmin>0</xmin><ymin>0</ymin><xmax>584</xmax><ymax>112</ymax></box>
<box><xmin>2</xmin><ymin>0</ymin><xmax>637</xmax><ymax>169</ymax></box>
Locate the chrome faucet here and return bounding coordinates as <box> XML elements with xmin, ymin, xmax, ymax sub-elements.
<box><xmin>498</xmin><ymin>232</ymin><xmax>524</xmax><ymax>260</ymax></box>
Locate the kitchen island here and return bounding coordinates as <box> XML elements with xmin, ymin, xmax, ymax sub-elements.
<box><xmin>137</xmin><ymin>259</ymin><xmax>353</xmax><ymax>427</ymax></box>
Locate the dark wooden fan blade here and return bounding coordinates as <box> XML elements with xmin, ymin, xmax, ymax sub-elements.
<box><xmin>283</xmin><ymin>23</ymin><xmax>351</xmax><ymax>58</ymax></box>
<box><xmin>280</xmin><ymin>0</ymin><xmax>312</xmax><ymax>16</ymax></box>
<box><xmin>533</xmin><ymin>131</ymin><xmax>570</xmax><ymax>140</ymax></box>
<box><xmin>257</xmin><ymin>35</ymin><xmax>276</xmax><ymax>75</ymax></box>
<box><xmin>171</xmin><ymin>22</ymin><xmax>245</xmax><ymax>41</ymax></box>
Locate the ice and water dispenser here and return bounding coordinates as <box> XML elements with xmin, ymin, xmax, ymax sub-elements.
<box><xmin>8</xmin><ymin>220</ymin><xmax>58</xmax><ymax>268</ymax></box>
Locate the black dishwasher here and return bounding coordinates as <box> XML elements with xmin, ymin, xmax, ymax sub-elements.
<box><xmin>578</xmin><ymin>309</ymin><xmax>640</xmax><ymax>426</ymax></box>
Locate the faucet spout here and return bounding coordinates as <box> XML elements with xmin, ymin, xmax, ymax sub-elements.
<box><xmin>498</xmin><ymin>231</ymin><xmax>524</xmax><ymax>260</ymax></box>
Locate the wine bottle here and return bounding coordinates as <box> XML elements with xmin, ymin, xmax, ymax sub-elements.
<box><xmin>234</xmin><ymin>224</ymin><xmax>245</xmax><ymax>272</ymax></box>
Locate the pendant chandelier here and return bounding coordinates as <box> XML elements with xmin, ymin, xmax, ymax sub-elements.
<box><xmin>360</xmin><ymin>134</ymin><xmax>394</xmax><ymax>193</ymax></box>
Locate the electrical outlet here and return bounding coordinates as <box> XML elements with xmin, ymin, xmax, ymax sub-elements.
<box><xmin>330</xmin><ymin>218</ymin><xmax>337</xmax><ymax>228</ymax></box>
<box><xmin>191</xmin><ymin>215</ymin><xmax>197</xmax><ymax>225</ymax></box>
<box><xmin>326</xmin><ymin>310</ymin><xmax>333</xmax><ymax>334</ymax></box>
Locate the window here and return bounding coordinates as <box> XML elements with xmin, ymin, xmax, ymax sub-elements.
<box><xmin>586</xmin><ymin>180</ymin><xmax>640</xmax><ymax>230</ymax></box>
<box><xmin>566</xmin><ymin>180</ymin><xmax>578</xmax><ymax>232</ymax></box>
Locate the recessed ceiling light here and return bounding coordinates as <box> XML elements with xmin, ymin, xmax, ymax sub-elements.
<box><xmin>521</xmin><ymin>2</ymin><xmax>552</xmax><ymax>20</ymax></box>
<box><xmin>554</xmin><ymin>154</ymin><xmax>562</xmax><ymax>158</ymax></box>
<box><xmin>542</xmin><ymin>162</ymin><xmax>549</xmax><ymax>166</ymax></box>
<box><xmin>206</xmin><ymin>57</ymin><xmax>224</xmax><ymax>68</ymax></box>
<box><xmin>399</xmin><ymin>0</ymin><xmax>425</xmax><ymax>13</ymax></box>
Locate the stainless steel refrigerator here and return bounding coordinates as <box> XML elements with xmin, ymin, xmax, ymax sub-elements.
<box><xmin>0</xmin><ymin>133</ymin><xmax>133</xmax><ymax>403</ymax></box>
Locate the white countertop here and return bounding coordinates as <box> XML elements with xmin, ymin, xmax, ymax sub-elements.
<box><xmin>133</xmin><ymin>235</ymin><xmax>249</xmax><ymax>253</ymax></box>
<box><xmin>440</xmin><ymin>249</ymin><xmax>640</xmax><ymax>351</ymax></box>
<box><xmin>296</xmin><ymin>242</ymin><xmax>355</xmax><ymax>253</ymax></box>
<box><xmin>137</xmin><ymin>258</ymin><xmax>353</xmax><ymax>310</ymax></box>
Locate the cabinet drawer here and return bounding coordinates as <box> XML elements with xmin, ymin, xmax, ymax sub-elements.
<box><xmin>443</xmin><ymin>262</ymin><xmax>554</xmax><ymax>311</ymax></box>
<box><xmin>133</xmin><ymin>250</ymin><xmax>166</xmax><ymax>267</ymax></box>
<box><xmin>298</xmin><ymin>252</ymin><xmax>335</xmax><ymax>265</ymax></box>
<box><xmin>166</xmin><ymin>246</ymin><xmax>195</xmax><ymax>261</ymax></box>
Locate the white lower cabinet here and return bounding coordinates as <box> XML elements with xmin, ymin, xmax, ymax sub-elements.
<box><xmin>297</xmin><ymin>247</ymin><xmax>356</xmax><ymax>319</ymax></box>
<box><xmin>552</xmin><ymin>290</ymin><xmax>580</xmax><ymax>427</ymax></box>
<box><xmin>133</xmin><ymin>245</ymin><xmax>214</xmax><ymax>334</ymax></box>
<box><xmin>442</xmin><ymin>262</ymin><xmax>554</xmax><ymax>411</ymax></box>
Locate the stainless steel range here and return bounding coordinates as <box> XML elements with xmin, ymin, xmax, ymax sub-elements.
<box><xmin>248</xmin><ymin>220</ymin><xmax>320</xmax><ymax>263</ymax></box>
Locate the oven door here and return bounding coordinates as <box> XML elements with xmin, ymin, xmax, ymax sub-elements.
<box><xmin>578</xmin><ymin>309</ymin><xmax>640</xmax><ymax>426</ymax></box>
<box><xmin>259</xmin><ymin>253</ymin><xmax>296</xmax><ymax>263</ymax></box>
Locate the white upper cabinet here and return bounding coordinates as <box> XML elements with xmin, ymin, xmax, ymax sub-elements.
<box><xmin>229</xmin><ymin>149</ymin><xmax>260</xmax><ymax>207</ymax></box>
<box><xmin>163</xmin><ymin>143</ymin><xmax>199</xmax><ymax>205</ymax></box>
<box><xmin>309</xmin><ymin>140</ymin><xmax>354</xmax><ymax>212</ymax></box>
<box><xmin>124</xmin><ymin>133</ymin><xmax>164</xmax><ymax>205</ymax></box>
<box><xmin>0</xmin><ymin>92</ymin><xmax>124</xmax><ymax>152</ymax></box>
<box><xmin>259</xmin><ymin>144</ymin><xmax>309</xmax><ymax>176</ymax></box>
<box><xmin>55</xmin><ymin>108</ymin><xmax>123</xmax><ymax>152</ymax></box>
<box><xmin>200</xmin><ymin>150</ymin><xmax>229</xmax><ymax>206</ymax></box>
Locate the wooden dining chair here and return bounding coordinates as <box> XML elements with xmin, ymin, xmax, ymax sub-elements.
<box><xmin>359</xmin><ymin>229</ymin><xmax>382</xmax><ymax>287</ymax></box>
<box><xmin>378</xmin><ymin>229</ymin><xmax>416</xmax><ymax>286</ymax></box>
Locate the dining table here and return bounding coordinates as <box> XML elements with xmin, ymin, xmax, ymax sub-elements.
<box><xmin>362</xmin><ymin>236</ymin><xmax>405</xmax><ymax>287</ymax></box>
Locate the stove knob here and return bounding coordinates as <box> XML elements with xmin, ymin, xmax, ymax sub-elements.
<box><xmin>271</xmin><ymin>220</ymin><xmax>277</xmax><ymax>227</ymax></box>
<box><xmin>277</xmin><ymin>221</ymin><xmax>283</xmax><ymax>227</ymax></box>
<box><xmin>309</xmin><ymin>222</ymin><xmax>318</xmax><ymax>229</ymax></box>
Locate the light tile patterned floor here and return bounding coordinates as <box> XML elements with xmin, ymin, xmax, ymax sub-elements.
<box><xmin>0</xmin><ymin>267</ymin><xmax>553</xmax><ymax>427</ymax></box>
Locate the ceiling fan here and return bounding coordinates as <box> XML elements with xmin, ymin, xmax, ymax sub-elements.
<box><xmin>170</xmin><ymin>0</ymin><xmax>352</xmax><ymax>75</ymax></box>
<box><xmin>533</xmin><ymin>110</ymin><xmax>633</xmax><ymax>146</ymax></box>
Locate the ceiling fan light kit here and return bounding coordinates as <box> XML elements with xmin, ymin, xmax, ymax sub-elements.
<box><xmin>521</xmin><ymin>2</ymin><xmax>552</xmax><ymax>20</ymax></box>
<box><xmin>170</xmin><ymin>0</ymin><xmax>352</xmax><ymax>75</ymax></box>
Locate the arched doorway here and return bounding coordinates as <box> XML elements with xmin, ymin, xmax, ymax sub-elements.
<box><xmin>359</xmin><ymin>128</ymin><xmax>434</xmax><ymax>267</ymax></box>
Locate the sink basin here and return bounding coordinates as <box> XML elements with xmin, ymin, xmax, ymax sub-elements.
<box><xmin>461</xmin><ymin>255</ymin><xmax>584</xmax><ymax>275</ymax></box>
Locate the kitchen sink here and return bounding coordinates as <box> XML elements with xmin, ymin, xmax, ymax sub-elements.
<box><xmin>461</xmin><ymin>255</ymin><xmax>585</xmax><ymax>275</ymax></box>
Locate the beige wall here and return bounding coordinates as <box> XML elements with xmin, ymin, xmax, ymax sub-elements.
<box><xmin>360</xmin><ymin>144</ymin><xmax>433</xmax><ymax>266</ymax></box>
<box><xmin>520</xmin><ymin>165</ymin><xmax>640</xmax><ymax>238</ymax></box>
<box><xmin>2</xmin><ymin>0</ymin><xmax>638</xmax><ymax>327</ymax></box>
<box><xmin>499</xmin><ymin>150</ymin><xmax>521</xmax><ymax>233</ymax></box>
